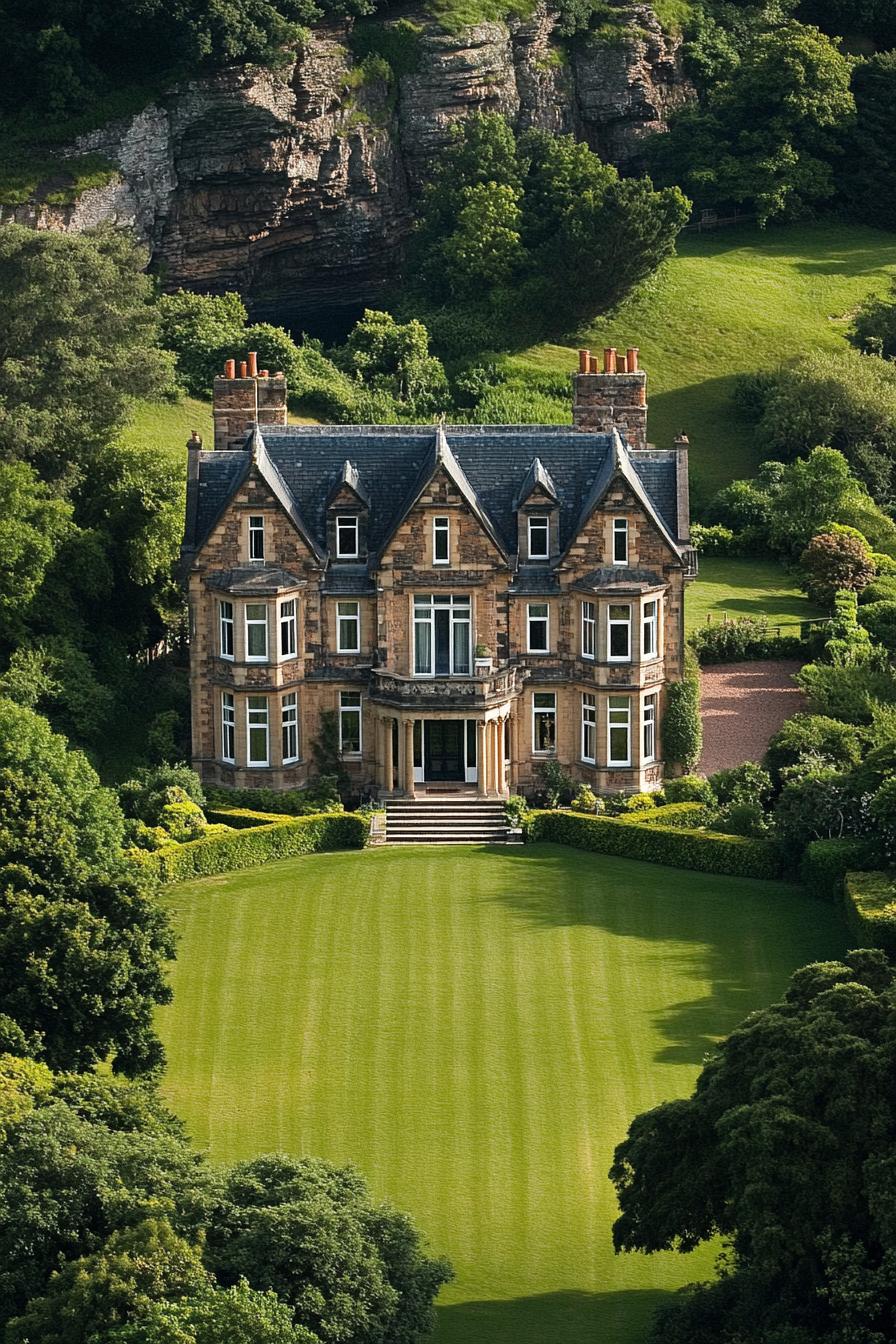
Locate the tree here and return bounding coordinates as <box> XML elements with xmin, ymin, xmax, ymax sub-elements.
<box><xmin>763</xmin><ymin>711</ymin><xmax>863</xmax><ymax>786</ymax></box>
<box><xmin>0</xmin><ymin>464</ymin><xmax>71</xmax><ymax>631</ymax></box>
<box><xmin>340</xmin><ymin>311</ymin><xmax>448</xmax><ymax>415</ymax></box>
<box><xmin>610</xmin><ymin>949</ymin><xmax>896</xmax><ymax>1344</ymax></box>
<box><xmin>800</xmin><ymin>530</ymin><xmax>876</xmax><ymax>605</ymax></box>
<box><xmin>845</xmin><ymin>53</ymin><xmax>896</xmax><ymax>232</ymax></box>
<box><xmin>0</xmin><ymin>225</ymin><xmax>174</xmax><ymax>490</ymax></box>
<box><xmin>851</xmin><ymin>275</ymin><xmax>896</xmax><ymax>359</ymax></box>
<box><xmin>205</xmin><ymin>1155</ymin><xmax>452</xmax><ymax>1344</ymax></box>
<box><xmin>654</xmin><ymin>20</ymin><xmax>854</xmax><ymax>223</ymax></box>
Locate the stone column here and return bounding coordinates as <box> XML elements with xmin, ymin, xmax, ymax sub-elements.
<box><xmin>510</xmin><ymin>708</ymin><xmax>520</xmax><ymax>793</ymax></box>
<box><xmin>404</xmin><ymin>719</ymin><xmax>416</xmax><ymax>798</ymax></box>
<box><xmin>477</xmin><ymin>720</ymin><xmax>487</xmax><ymax>798</ymax></box>
<box><xmin>494</xmin><ymin>718</ymin><xmax>505</xmax><ymax>798</ymax></box>
<box><xmin>384</xmin><ymin>716</ymin><xmax>394</xmax><ymax>795</ymax></box>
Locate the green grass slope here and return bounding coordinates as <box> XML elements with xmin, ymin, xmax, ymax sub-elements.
<box><xmin>119</xmin><ymin>395</ymin><xmax>213</xmax><ymax>460</ymax></box>
<box><xmin>511</xmin><ymin>221</ymin><xmax>896</xmax><ymax>498</ymax></box>
<box><xmin>158</xmin><ymin>844</ymin><xmax>845</xmax><ymax>1344</ymax></box>
<box><xmin>686</xmin><ymin>556</ymin><xmax>826</xmax><ymax>636</ymax></box>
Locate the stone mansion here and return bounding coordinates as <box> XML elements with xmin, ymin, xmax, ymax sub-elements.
<box><xmin>181</xmin><ymin>347</ymin><xmax>696</xmax><ymax>798</ymax></box>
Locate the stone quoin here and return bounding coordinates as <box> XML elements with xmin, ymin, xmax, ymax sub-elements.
<box><xmin>181</xmin><ymin>348</ymin><xmax>696</xmax><ymax>798</ymax></box>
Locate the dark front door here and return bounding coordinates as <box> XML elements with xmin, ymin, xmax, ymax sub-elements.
<box><xmin>424</xmin><ymin>720</ymin><xmax>465</xmax><ymax>782</ymax></box>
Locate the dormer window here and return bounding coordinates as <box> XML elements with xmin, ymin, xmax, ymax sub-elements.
<box><xmin>433</xmin><ymin>516</ymin><xmax>450</xmax><ymax>565</ymax></box>
<box><xmin>613</xmin><ymin>518</ymin><xmax>629</xmax><ymax>566</ymax></box>
<box><xmin>336</xmin><ymin>515</ymin><xmax>359</xmax><ymax>559</ymax></box>
<box><xmin>248</xmin><ymin>515</ymin><xmax>265</xmax><ymax>561</ymax></box>
<box><xmin>528</xmin><ymin>516</ymin><xmax>550</xmax><ymax>560</ymax></box>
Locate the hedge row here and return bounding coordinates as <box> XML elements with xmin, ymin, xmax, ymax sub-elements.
<box><xmin>204</xmin><ymin>786</ymin><xmax>342</xmax><ymax>816</ymax></box>
<box><xmin>146</xmin><ymin>811</ymin><xmax>369</xmax><ymax>883</ymax></box>
<box><xmin>617</xmin><ymin>802</ymin><xmax>711</xmax><ymax>829</ymax></box>
<box><xmin>800</xmin><ymin>837</ymin><xmax>874</xmax><ymax>901</ymax></box>
<box><xmin>527</xmin><ymin>810</ymin><xmax>783</xmax><ymax>879</ymax></box>
<box><xmin>843</xmin><ymin>871</ymin><xmax>896</xmax><ymax>953</ymax></box>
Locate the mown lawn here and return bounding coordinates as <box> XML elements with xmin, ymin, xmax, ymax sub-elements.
<box><xmin>158</xmin><ymin>843</ymin><xmax>844</xmax><ymax>1344</ymax></box>
<box><xmin>686</xmin><ymin>556</ymin><xmax>827</xmax><ymax>636</ymax></box>
<box><xmin>511</xmin><ymin>221</ymin><xmax>896</xmax><ymax>498</ymax></box>
<box><xmin>119</xmin><ymin>395</ymin><xmax>213</xmax><ymax>460</ymax></box>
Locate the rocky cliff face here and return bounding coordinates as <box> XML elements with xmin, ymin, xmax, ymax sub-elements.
<box><xmin>4</xmin><ymin>3</ymin><xmax>692</xmax><ymax>330</ymax></box>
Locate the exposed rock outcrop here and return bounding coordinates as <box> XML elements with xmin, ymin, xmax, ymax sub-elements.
<box><xmin>1</xmin><ymin>3</ymin><xmax>693</xmax><ymax>329</ymax></box>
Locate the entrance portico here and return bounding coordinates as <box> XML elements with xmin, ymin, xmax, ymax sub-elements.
<box><xmin>374</xmin><ymin>710</ymin><xmax>511</xmax><ymax>799</ymax></box>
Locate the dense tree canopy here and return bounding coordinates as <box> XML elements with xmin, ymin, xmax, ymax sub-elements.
<box><xmin>610</xmin><ymin>949</ymin><xmax>896</xmax><ymax>1343</ymax></box>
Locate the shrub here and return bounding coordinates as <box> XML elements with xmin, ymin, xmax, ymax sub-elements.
<box><xmin>800</xmin><ymin>530</ymin><xmax>876</xmax><ymax>604</ymax></box>
<box><xmin>713</xmin><ymin>801</ymin><xmax>768</xmax><ymax>838</ymax></box>
<box><xmin>571</xmin><ymin>784</ymin><xmax>600</xmax><ymax>813</ymax></box>
<box><xmin>664</xmin><ymin>773</ymin><xmax>714</xmax><ymax>805</ymax></box>
<box><xmin>143</xmin><ymin>812</ymin><xmax>369</xmax><ymax>883</ymax></box>
<box><xmin>620</xmin><ymin>792</ymin><xmax>655</xmax><ymax>813</ymax></box>
<box><xmin>709</xmin><ymin>762</ymin><xmax>773</xmax><ymax>809</ymax></box>
<box><xmin>528</xmin><ymin>810</ymin><xmax>782</xmax><ymax>878</ymax></box>
<box><xmin>536</xmin><ymin>758</ymin><xmax>572</xmax><ymax>808</ymax></box>
<box><xmin>617</xmin><ymin>801</ymin><xmax>711</xmax><ymax>829</ymax></box>
<box><xmin>796</xmin><ymin>653</ymin><xmax>896</xmax><ymax>724</ymax></box>
<box><xmin>118</xmin><ymin>764</ymin><xmax>205</xmax><ymax>825</ymax></box>
<box><xmin>843</xmin><ymin>871</ymin><xmax>896</xmax><ymax>953</ymax></box>
<box><xmin>771</xmin><ymin>765</ymin><xmax>855</xmax><ymax>851</ymax></box>
<box><xmin>869</xmin><ymin>777</ymin><xmax>896</xmax><ymax>864</ymax></box>
<box><xmin>871</xmin><ymin>552</ymin><xmax>896</xmax><ymax>577</ymax></box>
<box><xmin>859</xmin><ymin>575</ymin><xmax>896</xmax><ymax>605</ymax></box>
<box><xmin>764</xmin><ymin>712</ymin><xmax>863</xmax><ymax>786</ymax></box>
<box><xmin>663</xmin><ymin>653</ymin><xmax>702</xmax><ymax>771</ymax></box>
<box><xmin>205</xmin><ymin>784</ymin><xmax>342</xmax><ymax>816</ymax></box>
<box><xmin>157</xmin><ymin>798</ymin><xmax>207</xmax><ymax>842</ymax></box>
<box><xmin>801</xmin><ymin>837</ymin><xmax>873</xmax><ymax>900</ymax></box>
<box><xmin>689</xmin><ymin>522</ymin><xmax>738</xmax><ymax>555</ymax></box>
<box><xmin>857</xmin><ymin>600</ymin><xmax>896</xmax><ymax>653</ymax></box>
<box><xmin>690</xmin><ymin>616</ymin><xmax>808</xmax><ymax>664</ymax></box>
<box><xmin>504</xmin><ymin>794</ymin><xmax>530</xmax><ymax>827</ymax></box>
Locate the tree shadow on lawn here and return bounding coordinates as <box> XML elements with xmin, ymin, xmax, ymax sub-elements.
<box><xmin>436</xmin><ymin>1287</ymin><xmax>672</xmax><ymax>1344</ymax></box>
<box><xmin>480</xmin><ymin>844</ymin><xmax>844</xmax><ymax>1067</ymax></box>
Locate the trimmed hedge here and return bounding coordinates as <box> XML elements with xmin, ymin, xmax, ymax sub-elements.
<box><xmin>617</xmin><ymin>801</ymin><xmax>711</xmax><ymax>829</ymax></box>
<box><xmin>145</xmin><ymin>811</ymin><xmax>369</xmax><ymax>883</ymax></box>
<box><xmin>843</xmin><ymin>871</ymin><xmax>896</xmax><ymax>953</ymax></box>
<box><xmin>527</xmin><ymin>810</ymin><xmax>782</xmax><ymax>879</ymax></box>
<box><xmin>204</xmin><ymin>786</ymin><xmax>342</xmax><ymax>816</ymax></box>
<box><xmin>801</xmin><ymin>837</ymin><xmax>873</xmax><ymax>900</ymax></box>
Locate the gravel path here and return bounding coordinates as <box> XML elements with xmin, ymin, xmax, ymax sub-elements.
<box><xmin>698</xmin><ymin>661</ymin><xmax>805</xmax><ymax>775</ymax></box>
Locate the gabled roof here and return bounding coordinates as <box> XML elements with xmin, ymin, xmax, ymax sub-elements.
<box><xmin>513</xmin><ymin>456</ymin><xmax>559</xmax><ymax>510</ymax></box>
<box><xmin>183</xmin><ymin>423</ymin><xmax>686</xmax><ymax>563</ymax></box>
<box><xmin>565</xmin><ymin>429</ymin><xmax>683</xmax><ymax>560</ymax></box>
<box><xmin>327</xmin><ymin>458</ymin><xmax>370</xmax><ymax>507</ymax></box>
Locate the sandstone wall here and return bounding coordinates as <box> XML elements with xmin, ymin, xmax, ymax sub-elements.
<box><xmin>2</xmin><ymin>2</ymin><xmax>692</xmax><ymax>329</ymax></box>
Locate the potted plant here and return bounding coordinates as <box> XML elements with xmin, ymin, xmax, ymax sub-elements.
<box><xmin>474</xmin><ymin>643</ymin><xmax>493</xmax><ymax>673</ymax></box>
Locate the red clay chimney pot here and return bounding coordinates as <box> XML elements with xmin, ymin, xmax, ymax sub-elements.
<box><xmin>603</xmin><ymin>347</ymin><xmax>617</xmax><ymax>374</ymax></box>
<box><xmin>239</xmin><ymin>361</ymin><xmax>248</xmax><ymax>378</ymax></box>
<box><xmin>224</xmin><ymin>358</ymin><xmax>236</xmax><ymax>379</ymax></box>
<box><xmin>247</xmin><ymin>351</ymin><xmax>258</xmax><ymax>378</ymax></box>
<box><xmin>578</xmin><ymin>349</ymin><xmax>590</xmax><ymax>374</ymax></box>
<box><xmin>626</xmin><ymin>346</ymin><xmax>639</xmax><ymax>373</ymax></box>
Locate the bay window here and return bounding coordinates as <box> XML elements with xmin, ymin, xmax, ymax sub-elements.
<box><xmin>582</xmin><ymin>693</ymin><xmax>596</xmax><ymax>764</ymax></box>
<box><xmin>532</xmin><ymin>692</ymin><xmax>556</xmax><ymax>754</ymax></box>
<box><xmin>642</xmin><ymin>599</ymin><xmax>658</xmax><ymax>660</ymax></box>
<box><xmin>248</xmin><ymin>515</ymin><xmax>265</xmax><ymax>561</ymax></box>
<box><xmin>282</xmin><ymin>692</ymin><xmax>299</xmax><ymax>763</ymax></box>
<box><xmin>279</xmin><ymin>598</ymin><xmax>297</xmax><ymax>659</ymax></box>
<box><xmin>245</xmin><ymin>603</ymin><xmax>268</xmax><ymax>661</ymax></box>
<box><xmin>339</xmin><ymin>691</ymin><xmax>362</xmax><ymax>755</ymax></box>
<box><xmin>337</xmin><ymin>601</ymin><xmax>360</xmax><ymax>653</ymax></box>
<box><xmin>607</xmin><ymin>604</ymin><xmax>631</xmax><ymax>662</ymax></box>
<box><xmin>219</xmin><ymin>600</ymin><xmax>234</xmax><ymax>659</ymax></box>
<box><xmin>433</xmin><ymin>516</ymin><xmax>450</xmax><ymax>564</ymax></box>
<box><xmin>608</xmin><ymin>696</ymin><xmax>631</xmax><ymax>767</ymax></box>
<box><xmin>336</xmin><ymin>515</ymin><xmax>359</xmax><ymax>558</ymax></box>
<box><xmin>643</xmin><ymin>694</ymin><xmax>657</xmax><ymax>764</ymax></box>
<box><xmin>527</xmin><ymin>602</ymin><xmax>549</xmax><ymax>653</ymax></box>
<box><xmin>613</xmin><ymin>518</ymin><xmax>628</xmax><ymax>566</ymax></box>
<box><xmin>221</xmin><ymin>692</ymin><xmax>235</xmax><ymax>763</ymax></box>
<box><xmin>413</xmin><ymin>594</ymin><xmax>471</xmax><ymax>676</ymax></box>
<box><xmin>528</xmin><ymin>515</ymin><xmax>549</xmax><ymax>560</ymax></box>
<box><xmin>581</xmin><ymin>601</ymin><xmax>595</xmax><ymax>660</ymax></box>
<box><xmin>247</xmin><ymin>696</ymin><xmax>269</xmax><ymax>766</ymax></box>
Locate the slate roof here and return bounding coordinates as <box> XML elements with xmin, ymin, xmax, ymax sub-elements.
<box><xmin>183</xmin><ymin>424</ymin><xmax>686</xmax><ymax>563</ymax></box>
<box><xmin>205</xmin><ymin>565</ymin><xmax>306</xmax><ymax>595</ymax></box>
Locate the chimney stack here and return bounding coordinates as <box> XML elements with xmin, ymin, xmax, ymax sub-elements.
<box><xmin>212</xmin><ymin>356</ymin><xmax>288</xmax><ymax>451</ymax></box>
<box><xmin>572</xmin><ymin>340</ymin><xmax>648</xmax><ymax>449</ymax></box>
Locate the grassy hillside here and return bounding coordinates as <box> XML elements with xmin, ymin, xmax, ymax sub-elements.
<box><xmin>509</xmin><ymin>221</ymin><xmax>896</xmax><ymax>500</ymax></box>
<box><xmin>119</xmin><ymin>395</ymin><xmax>213</xmax><ymax>460</ymax></box>
<box><xmin>159</xmin><ymin>844</ymin><xmax>845</xmax><ymax>1344</ymax></box>
<box><xmin>686</xmin><ymin>557</ymin><xmax>826</xmax><ymax>636</ymax></box>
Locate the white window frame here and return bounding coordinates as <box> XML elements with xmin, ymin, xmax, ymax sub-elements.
<box><xmin>413</xmin><ymin>594</ymin><xmax>471</xmax><ymax>677</ymax></box>
<box><xmin>248</xmin><ymin>515</ymin><xmax>265</xmax><ymax>562</ymax></box>
<box><xmin>279</xmin><ymin>598</ymin><xmax>297</xmax><ymax>660</ymax></box>
<box><xmin>339</xmin><ymin>691</ymin><xmax>363</xmax><ymax>756</ymax></box>
<box><xmin>613</xmin><ymin>518</ymin><xmax>629</xmax><ymax>567</ymax></box>
<box><xmin>582</xmin><ymin>600</ymin><xmax>596</xmax><ymax>660</ymax></box>
<box><xmin>246</xmin><ymin>696</ymin><xmax>269</xmax><ymax>767</ymax></box>
<box><xmin>433</xmin><ymin>516</ymin><xmax>450</xmax><ymax>565</ymax></box>
<box><xmin>245</xmin><ymin>603</ymin><xmax>269</xmax><ymax>662</ymax></box>
<box><xmin>337</xmin><ymin>600</ymin><xmax>361</xmax><ymax>654</ymax></box>
<box><xmin>336</xmin><ymin>515</ymin><xmax>359</xmax><ymax>559</ymax></box>
<box><xmin>642</xmin><ymin>598</ymin><xmax>659</xmax><ymax>661</ymax></box>
<box><xmin>607</xmin><ymin>603</ymin><xmax>631</xmax><ymax>663</ymax></box>
<box><xmin>532</xmin><ymin>691</ymin><xmax>557</xmax><ymax>755</ymax></box>
<box><xmin>219</xmin><ymin>600</ymin><xmax>234</xmax><ymax>660</ymax></box>
<box><xmin>528</xmin><ymin>515</ymin><xmax>550</xmax><ymax>561</ymax></box>
<box><xmin>608</xmin><ymin>696</ymin><xmax>631</xmax><ymax>768</ymax></box>
<box><xmin>582</xmin><ymin>692</ymin><xmax>596</xmax><ymax>764</ymax></box>
<box><xmin>221</xmin><ymin>691</ymin><xmax>235</xmax><ymax>764</ymax></box>
<box><xmin>527</xmin><ymin>602</ymin><xmax>550</xmax><ymax>654</ymax></box>
<box><xmin>282</xmin><ymin>692</ymin><xmax>299</xmax><ymax>764</ymax></box>
<box><xmin>643</xmin><ymin>694</ymin><xmax>657</xmax><ymax>764</ymax></box>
